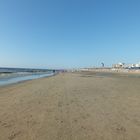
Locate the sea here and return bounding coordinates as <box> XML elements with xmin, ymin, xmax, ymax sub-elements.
<box><xmin>0</xmin><ymin>68</ymin><xmax>55</xmax><ymax>86</ymax></box>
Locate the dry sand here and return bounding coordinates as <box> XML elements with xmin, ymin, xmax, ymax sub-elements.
<box><xmin>0</xmin><ymin>72</ymin><xmax>140</xmax><ymax>140</ymax></box>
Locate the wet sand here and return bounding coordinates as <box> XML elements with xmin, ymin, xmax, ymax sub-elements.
<box><xmin>0</xmin><ymin>72</ymin><xmax>140</xmax><ymax>140</ymax></box>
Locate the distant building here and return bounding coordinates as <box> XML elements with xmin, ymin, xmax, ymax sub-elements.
<box><xmin>135</xmin><ymin>63</ymin><xmax>140</xmax><ymax>67</ymax></box>
<box><xmin>112</xmin><ymin>62</ymin><xmax>125</xmax><ymax>69</ymax></box>
<box><xmin>130</xmin><ymin>63</ymin><xmax>140</xmax><ymax>69</ymax></box>
<box><xmin>112</xmin><ymin>62</ymin><xmax>140</xmax><ymax>70</ymax></box>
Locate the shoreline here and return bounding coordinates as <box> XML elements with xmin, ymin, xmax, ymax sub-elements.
<box><xmin>0</xmin><ymin>72</ymin><xmax>56</xmax><ymax>87</ymax></box>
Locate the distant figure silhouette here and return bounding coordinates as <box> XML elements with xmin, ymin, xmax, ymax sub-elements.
<box><xmin>101</xmin><ymin>63</ymin><xmax>104</xmax><ymax>67</ymax></box>
<box><xmin>53</xmin><ymin>70</ymin><xmax>56</xmax><ymax>73</ymax></box>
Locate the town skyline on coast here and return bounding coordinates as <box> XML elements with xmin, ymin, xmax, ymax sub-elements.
<box><xmin>1</xmin><ymin>0</ymin><xmax>140</xmax><ymax>69</ymax></box>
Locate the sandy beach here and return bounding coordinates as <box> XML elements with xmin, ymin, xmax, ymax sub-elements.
<box><xmin>0</xmin><ymin>72</ymin><xmax>140</xmax><ymax>140</ymax></box>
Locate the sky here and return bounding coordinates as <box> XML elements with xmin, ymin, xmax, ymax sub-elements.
<box><xmin>0</xmin><ymin>0</ymin><xmax>140</xmax><ymax>69</ymax></box>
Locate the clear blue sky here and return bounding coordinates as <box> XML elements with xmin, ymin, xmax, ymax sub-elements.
<box><xmin>0</xmin><ymin>0</ymin><xmax>140</xmax><ymax>69</ymax></box>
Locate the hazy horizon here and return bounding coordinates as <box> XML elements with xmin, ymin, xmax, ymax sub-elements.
<box><xmin>1</xmin><ymin>0</ymin><xmax>140</xmax><ymax>69</ymax></box>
